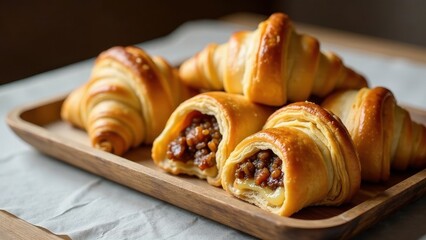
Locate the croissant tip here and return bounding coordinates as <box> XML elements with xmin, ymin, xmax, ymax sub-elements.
<box><xmin>95</xmin><ymin>141</ymin><xmax>114</xmax><ymax>154</ymax></box>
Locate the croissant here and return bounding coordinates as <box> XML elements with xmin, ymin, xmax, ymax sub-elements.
<box><xmin>179</xmin><ymin>12</ymin><xmax>368</xmax><ymax>106</ymax></box>
<box><xmin>321</xmin><ymin>87</ymin><xmax>426</xmax><ymax>182</ymax></box>
<box><xmin>61</xmin><ymin>46</ymin><xmax>196</xmax><ymax>155</ymax></box>
<box><xmin>221</xmin><ymin>102</ymin><xmax>361</xmax><ymax>216</ymax></box>
<box><xmin>151</xmin><ymin>92</ymin><xmax>275</xmax><ymax>186</ymax></box>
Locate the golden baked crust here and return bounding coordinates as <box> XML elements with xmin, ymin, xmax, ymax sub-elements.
<box><xmin>322</xmin><ymin>87</ymin><xmax>426</xmax><ymax>182</ymax></box>
<box><xmin>222</xmin><ymin>102</ymin><xmax>361</xmax><ymax>216</ymax></box>
<box><xmin>179</xmin><ymin>12</ymin><xmax>367</xmax><ymax>106</ymax></box>
<box><xmin>151</xmin><ymin>91</ymin><xmax>275</xmax><ymax>186</ymax></box>
<box><xmin>61</xmin><ymin>46</ymin><xmax>196</xmax><ymax>155</ymax></box>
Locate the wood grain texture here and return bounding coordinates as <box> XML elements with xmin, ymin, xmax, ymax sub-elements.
<box><xmin>0</xmin><ymin>211</ymin><xmax>70</xmax><ymax>240</ymax></box>
<box><xmin>6</xmin><ymin>95</ymin><xmax>426</xmax><ymax>239</ymax></box>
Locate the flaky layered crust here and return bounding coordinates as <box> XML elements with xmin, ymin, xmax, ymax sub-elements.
<box><xmin>322</xmin><ymin>87</ymin><xmax>426</xmax><ymax>182</ymax></box>
<box><xmin>179</xmin><ymin>12</ymin><xmax>367</xmax><ymax>106</ymax></box>
<box><xmin>151</xmin><ymin>92</ymin><xmax>275</xmax><ymax>186</ymax></box>
<box><xmin>222</xmin><ymin>102</ymin><xmax>361</xmax><ymax>216</ymax></box>
<box><xmin>61</xmin><ymin>46</ymin><xmax>196</xmax><ymax>155</ymax></box>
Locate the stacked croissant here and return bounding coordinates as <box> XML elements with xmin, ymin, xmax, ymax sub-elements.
<box><xmin>61</xmin><ymin>13</ymin><xmax>426</xmax><ymax>216</ymax></box>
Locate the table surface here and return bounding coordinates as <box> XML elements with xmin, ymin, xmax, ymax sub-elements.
<box><xmin>1</xmin><ymin>13</ymin><xmax>426</xmax><ymax>240</ymax></box>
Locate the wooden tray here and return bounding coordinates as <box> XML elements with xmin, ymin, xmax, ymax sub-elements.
<box><xmin>6</xmin><ymin>95</ymin><xmax>426</xmax><ymax>239</ymax></box>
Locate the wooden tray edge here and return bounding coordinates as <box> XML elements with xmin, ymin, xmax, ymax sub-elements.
<box><xmin>5</xmin><ymin>95</ymin><xmax>426</xmax><ymax>239</ymax></box>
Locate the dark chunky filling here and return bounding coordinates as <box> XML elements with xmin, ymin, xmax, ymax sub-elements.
<box><xmin>235</xmin><ymin>150</ymin><xmax>284</xmax><ymax>190</ymax></box>
<box><xmin>166</xmin><ymin>112</ymin><xmax>222</xmax><ymax>170</ymax></box>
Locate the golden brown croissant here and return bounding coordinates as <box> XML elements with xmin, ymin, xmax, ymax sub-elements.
<box><xmin>221</xmin><ymin>102</ymin><xmax>361</xmax><ymax>216</ymax></box>
<box><xmin>151</xmin><ymin>92</ymin><xmax>275</xmax><ymax>186</ymax></box>
<box><xmin>179</xmin><ymin>12</ymin><xmax>368</xmax><ymax>106</ymax></box>
<box><xmin>61</xmin><ymin>46</ymin><xmax>196</xmax><ymax>155</ymax></box>
<box><xmin>321</xmin><ymin>87</ymin><xmax>426</xmax><ymax>182</ymax></box>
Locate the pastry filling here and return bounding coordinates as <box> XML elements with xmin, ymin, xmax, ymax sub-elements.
<box><xmin>167</xmin><ymin>112</ymin><xmax>222</xmax><ymax>170</ymax></box>
<box><xmin>234</xmin><ymin>179</ymin><xmax>284</xmax><ymax>206</ymax></box>
<box><xmin>235</xmin><ymin>150</ymin><xmax>284</xmax><ymax>190</ymax></box>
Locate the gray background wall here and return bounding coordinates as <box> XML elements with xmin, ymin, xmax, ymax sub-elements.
<box><xmin>1</xmin><ymin>0</ymin><xmax>425</xmax><ymax>85</ymax></box>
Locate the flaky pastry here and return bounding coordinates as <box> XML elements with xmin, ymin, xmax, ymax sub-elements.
<box><xmin>61</xmin><ymin>46</ymin><xmax>196</xmax><ymax>155</ymax></box>
<box><xmin>179</xmin><ymin>12</ymin><xmax>367</xmax><ymax>106</ymax></box>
